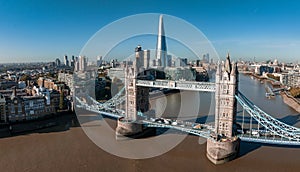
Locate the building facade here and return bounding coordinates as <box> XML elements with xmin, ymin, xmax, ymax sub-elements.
<box><xmin>280</xmin><ymin>72</ymin><xmax>300</xmax><ymax>88</ymax></box>
<box><xmin>214</xmin><ymin>54</ymin><xmax>238</xmax><ymax>137</ymax></box>
<box><xmin>0</xmin><ymin>94</ymin><xmax>6</xmax><ymax>123</ymax></box>
<box><xmin>0</xmin><ymin>86</ymin><xmax>60</xmax><ymax>123</ymax></box>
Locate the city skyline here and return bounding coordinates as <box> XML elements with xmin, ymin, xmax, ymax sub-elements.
<box><xmin>1</xmin><ymin>0</ymin><xmax>300</xmax><ymax>63</ymax></box>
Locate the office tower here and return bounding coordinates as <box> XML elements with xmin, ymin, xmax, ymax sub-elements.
<box><xmin>135</xmin><ymin>45</ymin><xmax>144</xmax><ymax>70</ymax></box>
<box><xmin>55</xmin><ymin>58</ymin><xmax>61</xmax><ymax>67</ymax></box>
<box><xmin>64</xmin><ymin>55</ymin><xmax>69</xmax><ymax>67</ymax></box>
<box><xmin>143</xmin><ymin>50</ymin><xmax>150</xmax><ymax>69</ymax></box>
<box><xmin>167</xmin><ymin>54</ymin><xmax>172</xmax><ymax>67</ymax></box>
<box><xmin>203</xmin><ymin>54</ymin><xmax>206</xmax><ymax>62</ymax></box>
<box><xmin>156</xmin><ymin>14</ymin><xmax>167</xmax><ymax>67</ymax></box>
<box><xmin>97</xmin><ymin>56</ymin><xmax>103</xmax><ymax>67</ymax></box>
<box><xmin>78</xmin><ymin>56</ymin><xmax>87</xmax><ymax>71</ymax></box>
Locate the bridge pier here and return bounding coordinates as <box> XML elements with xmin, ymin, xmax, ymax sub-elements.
<box><xmin>206</xmin><ymin>137</ymin><xmax>240</xmax><ymax>164</ymax></box>
<box><xmin>116</xmin><ymin>117</ymin><xmax>143</xmax><ymax>137</ymax></box>
<box><xmin>116</xmin><ymin>117</ymin><xmax>156</xmax><ymax>139</ymax></box>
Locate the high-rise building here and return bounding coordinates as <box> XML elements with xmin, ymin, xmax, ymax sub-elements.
<box><xmin>143</xmin><ymin>50</ymin><xmax>150</xmax><ymax>69</ymax></box>
<box><xmin>135</xmin><ymin>46</ymin><xmax>144</xmax><ymax>70</ymax></box>
<box><xmin>175</xmin><ymin>57</ymin><xmax>187</xmax><ymax>67</ymax></box>
<box><xmin>64</xmin><ymin>55</ymin><xmax>69</xmax><ymax>67</ymax></box>
<box><xmin>110</xmin><ymin>59</ymin><xmax>116</xmax><ymax>68</ymax></box>
<box><xmin>70</xmin><ymin>55</ymin><xmax>75</xmax><ymax>68</ymax></box>
<box><xmin>202</xmin><ymin>53</ymin><xmax>210</xmax><ymax>63</ymax></box>
<box><xmin>196</xmin><ymin>60</ymin><xmax>201</xmax><ymax>67</ymax></box>
<box><xmin>206</xmin><ymin>53</ymin><xmax>210</xmax><ymax>63</ymax></box>
<box><xmin>78</xmin><ymin>56</ymin><xmax>87</xmax><ymax>72</ymax></box>
<box><xmin>97</xmin><ymin>56</ymin><xmax>103</xmax><ymax>67</ymax></box>
<box><xmin>167</xmin><ymin>55</ymin><xmax>172</xmax><ymax>67</ymax></box>
<box><xmin>55</xmin><ymin>58</ymin><xmax>61</xmax><ymax>67</ymax></box>
<box><xmin>156</xmin><ymin>15</ymin><xmax>167</xmax><ymax>67</ymax></box>
<box><xmin>74</xmin><ymin>61</ymin><xmax>79</xmax><ymax>71</ymax></box>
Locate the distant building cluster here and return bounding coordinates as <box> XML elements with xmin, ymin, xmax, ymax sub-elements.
<box><xmin>239</xmin><ymin>59</ymin><xmax>300</xmax><ymax>88</ymax></box>
<box><xmin>54</xmin><ymin>55</ymin><xmax>87</xmax><ymax>72</ymax></box>
<box><xmin>92</xmin><ymin>16</ymin><xmax>213</xmax><ymax>83</ymax></box>
<box><xmin>0</xmin><ymin>63</ymin><xmax>73</xmax><ymax>124</ymax></box>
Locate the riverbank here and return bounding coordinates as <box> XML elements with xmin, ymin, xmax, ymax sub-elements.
<box><xmin>0</xmin><ymin>111</ymin><xmax>78</xmax><ymax>138</ymax></box>
<box><xmin>281</xmin><ymin>92</ymin><xmax>300</xmax><ymax>113</ymax></box>
<box><xmin>244</xmin><ymin>73</ymin><xmax>299</xmax><ymax>112</ymax></box>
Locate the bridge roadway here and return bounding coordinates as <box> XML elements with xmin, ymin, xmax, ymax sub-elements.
<box><xmin>76</xmin><ymin>96</ymin><xmax>213</xmax><ymax>137</ymax></box>
<box><xmin>75</xmin><ymin>80</ymin><xmax>300</xmax><ymax>145</ymax></box>
<box><xmin>75</xmin><ymin>96</ymin><xmax>300</xmax><ymax>145</ymax></box>
<box><xmin>136</xmin><ymin>79</ymin><xmax>216</xmax><ymax>92</ymax></box>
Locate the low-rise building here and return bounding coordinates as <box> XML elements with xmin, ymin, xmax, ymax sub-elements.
<box><xmin>0</xmin><ymin>86</ymin><xmax>61</xmax><ymax>123</ymax></box>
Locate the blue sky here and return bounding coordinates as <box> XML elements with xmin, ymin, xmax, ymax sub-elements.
<box><xmin>0</xmin><ymin>0</ymin><xmax>300</xmax><ymax>63</ymax></box>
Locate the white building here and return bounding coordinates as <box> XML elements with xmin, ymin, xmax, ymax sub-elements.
<box><xmin>280</xmin><ymin>71</ymin><xmax>300</xmax><ymax>88</ymax></box>
<box><xmin>79</xmin><ymin>56</ymin><xmax>87</xmax><ymax>72</ymax></box>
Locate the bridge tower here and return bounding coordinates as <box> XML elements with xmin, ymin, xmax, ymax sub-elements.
<box><xmin>116</xmin><ymin>46</ymin><xmax>150</xmax><ymax>137</ymax></box>
<box><xmin>206</xmin><ymin>53</ymin><xmax>240</xmax><ymax>164</ymax></box>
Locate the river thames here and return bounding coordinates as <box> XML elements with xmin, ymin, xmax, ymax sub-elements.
<box><xmin>0</xmin><ymin>74</ymin><xmax>299</xmax><ymax>172</ymax></box>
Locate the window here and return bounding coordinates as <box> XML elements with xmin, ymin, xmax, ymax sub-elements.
<box><xmin>10</xmin><ymin>105</ymin><xmax>15</xmax><ymax>114</ymax></box>
<box><xmin>18</xmin><ymin>103</ymin><xmax>22</xmax><ymax>113</ymax></box>
<box><xmin>29</xmin><ymin>101</ymin><xmax>33</xmax><ymax>107</ymax></box>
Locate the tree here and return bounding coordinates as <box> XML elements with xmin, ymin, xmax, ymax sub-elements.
<box><xmin>20</xmin><ymin>74</ymin><xmax>31</xmax><ymax>81</ymax></box>
<box><xmin>290</xmin><ymin>87</ymin><xmax>300</xmax><ymax>98</ymax></box>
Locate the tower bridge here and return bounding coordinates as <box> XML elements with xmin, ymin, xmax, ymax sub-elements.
<box><xmin>74</xmin><ymin>15</ymin><xmax>300</xmax><ymax>165</ymax></box>
<box><xmin>74</xmin><ymin>46</ymin><xmax>300</xmax><ymax>164</ymax></box>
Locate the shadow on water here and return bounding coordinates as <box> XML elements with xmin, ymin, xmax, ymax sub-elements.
<box><xmin>238</xmin><ymin>141</ymin><xmax>261</xmax><ymax>157</ymax></box>
<box><xmin>279</xmin><ymin>113</ymin><xmax>300</xmax><ymax>126</ymax></box>
<box><xmin>238</xmin><ymin>140</ymin><xmax>300</xmax><ymax>159</ymax></box>
<box><xmin>0</xmin><ymin>112</ymin><xmax>80</xmax><ymax>138</ymax></box>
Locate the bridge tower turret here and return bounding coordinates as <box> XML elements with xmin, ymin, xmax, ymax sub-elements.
<box><xmin>206</xmin><ymin>53</ymin><xmax>240</xmax><ymax>164</ymax></box>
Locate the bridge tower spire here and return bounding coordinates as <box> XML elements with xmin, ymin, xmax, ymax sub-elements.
<box><xmin>206</xmin><ymin>53</ymin><xmax>240</xmax><ymax>164</ymax></box>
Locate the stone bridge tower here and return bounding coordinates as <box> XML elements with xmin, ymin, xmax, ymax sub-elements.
<box><xmin>206</xmin><ymin>54</ymin><xmax>240</xmax><ymax>164</ymax></box>
<box><xmin>116</xmin><ymin>46</ymin><xmax>150</xmax><ymax>137</ymax></box>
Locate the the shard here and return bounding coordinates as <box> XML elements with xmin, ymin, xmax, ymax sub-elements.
<box><xmin>156</xmin><ymin>14</ymin><xmax>167</xmax><ymax>67</ymax></box>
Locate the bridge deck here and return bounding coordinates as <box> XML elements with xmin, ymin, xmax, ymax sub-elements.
<box><xmin>74</xmin><ymin>84</ymin><xmax>300</xmax><ymax>146</ymax></box>
<box><xmin>136</xmin><ymin>79</ymin><xmax>216</xmax><ymax>92</ymax></box>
